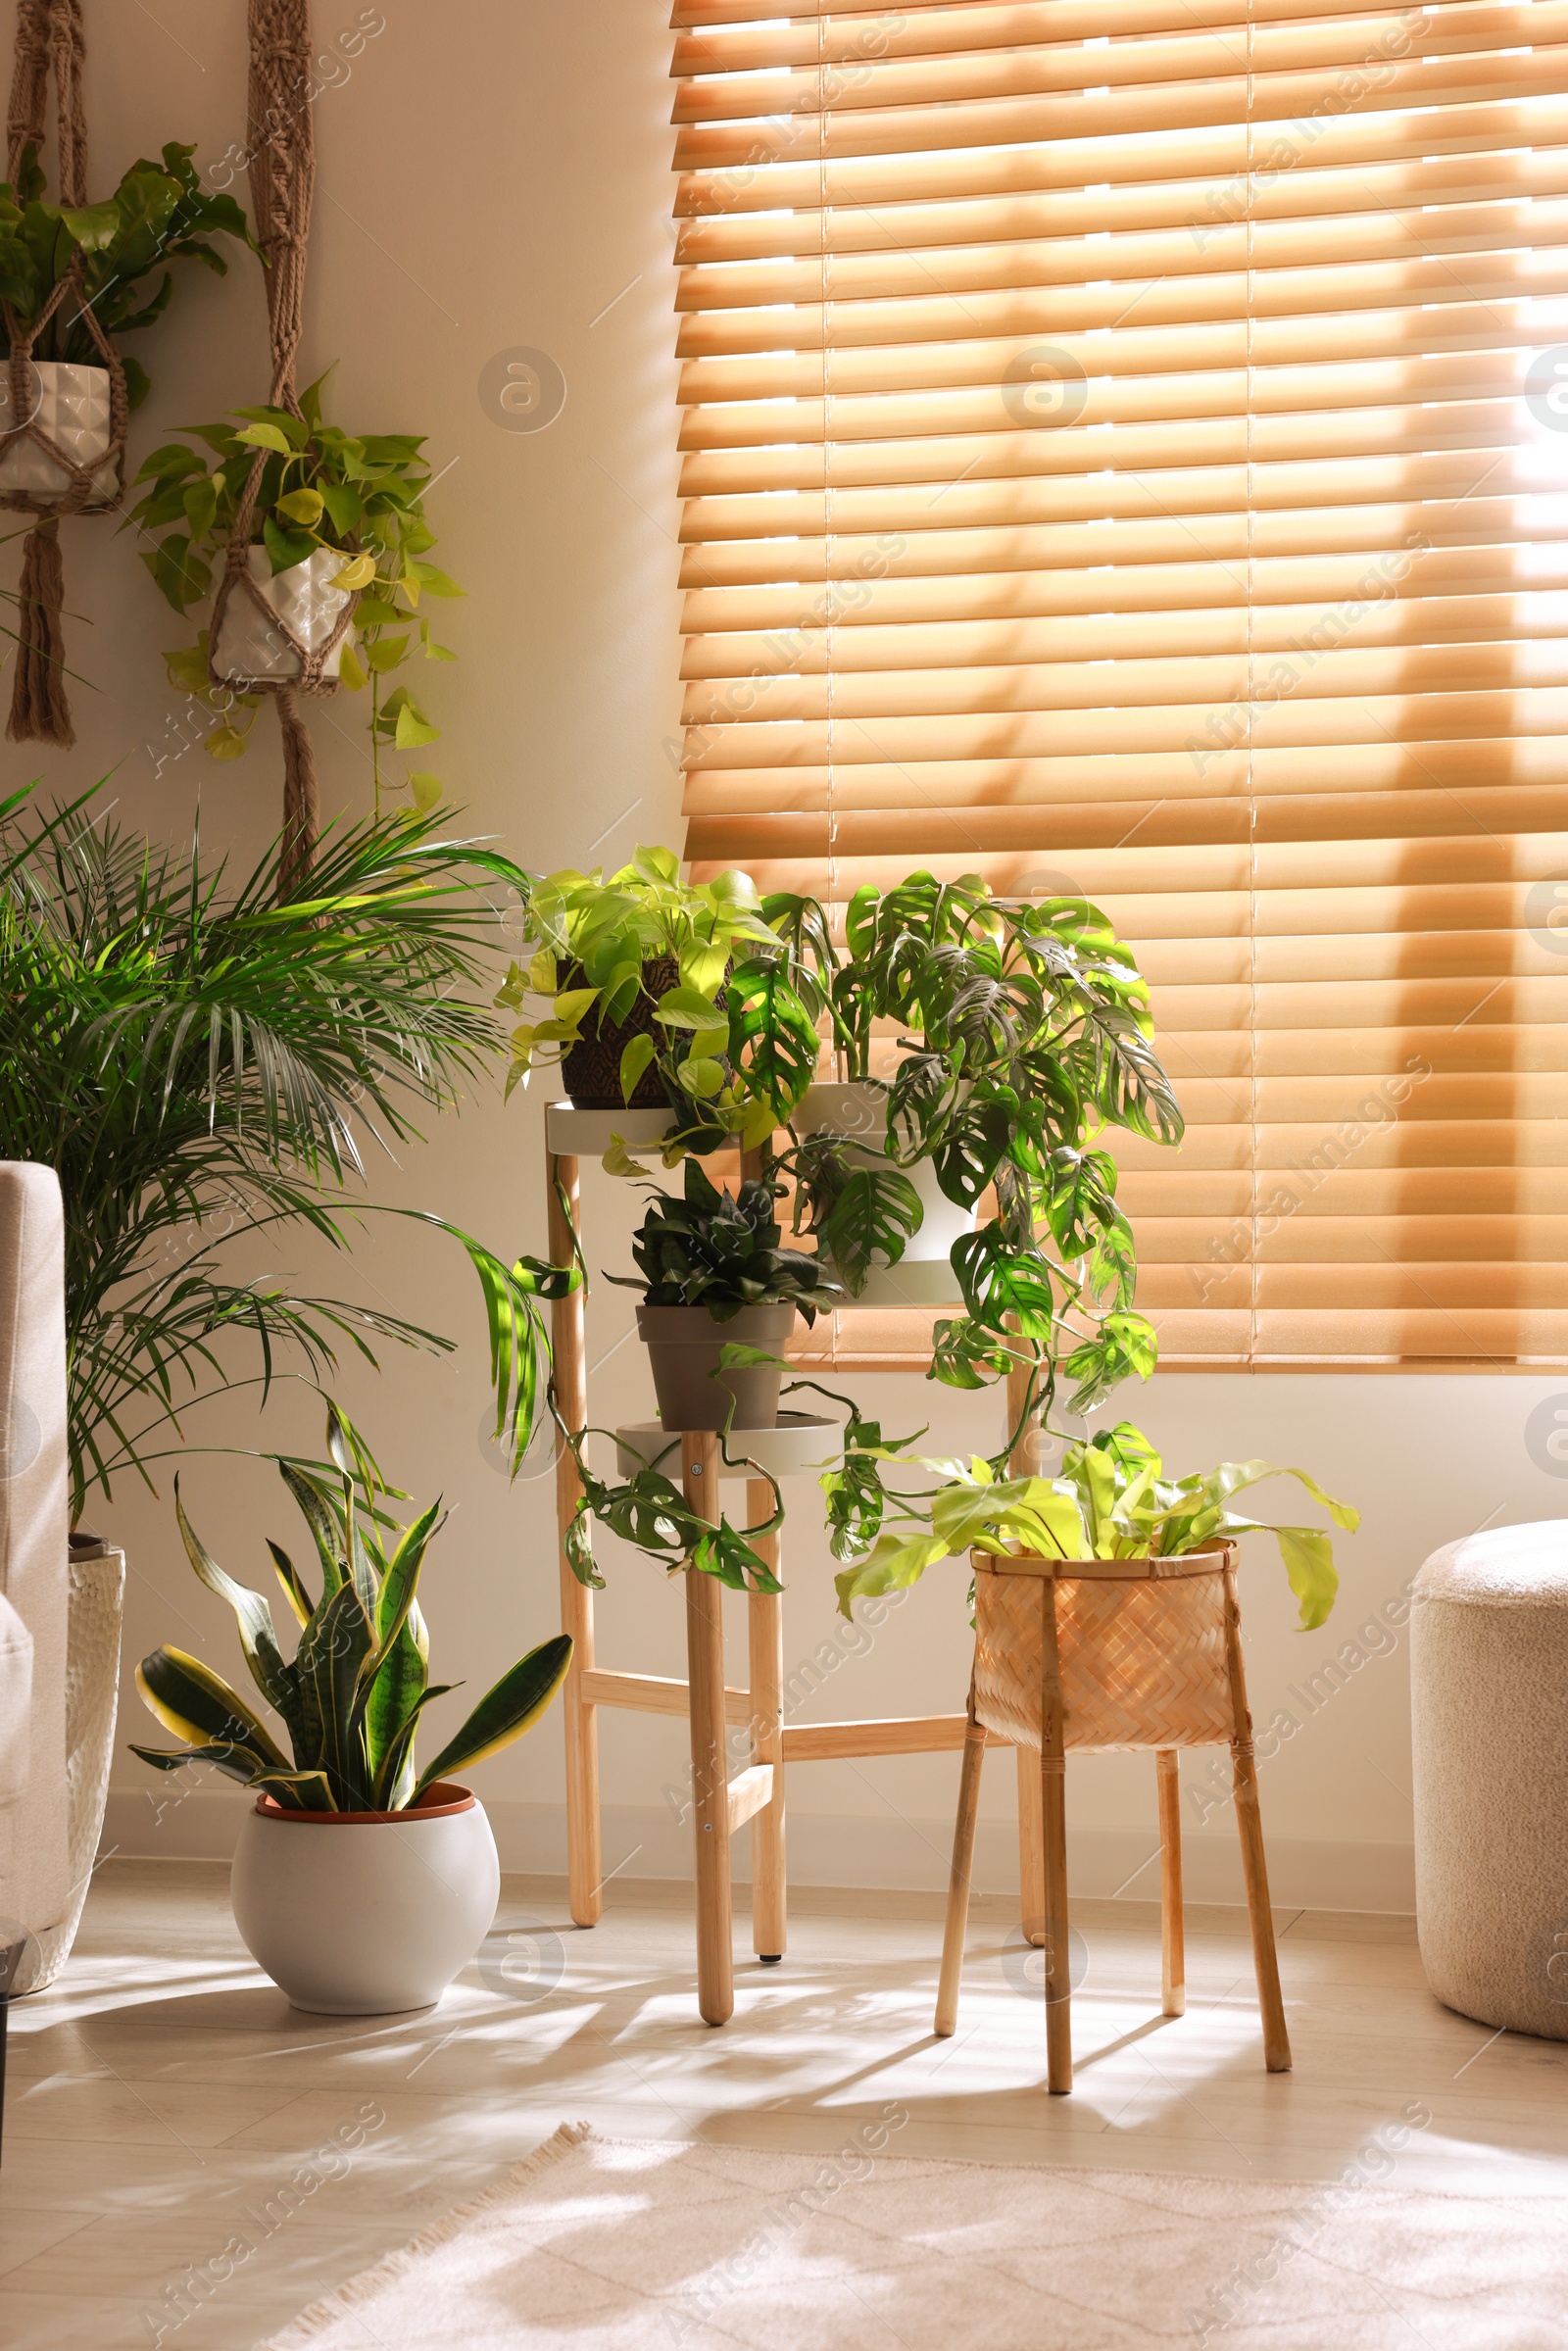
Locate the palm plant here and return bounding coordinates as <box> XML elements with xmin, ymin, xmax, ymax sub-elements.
<box><xmin>0</xmin><ymin>784</ymin><xmax>569</xmax><ymax>1521</ymax></box>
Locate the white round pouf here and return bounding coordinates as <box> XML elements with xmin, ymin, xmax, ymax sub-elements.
<box><xmin>1410</xmin><ymin>1522</ymin><xmax>1568</xmax><ymax>2040</ymax></box>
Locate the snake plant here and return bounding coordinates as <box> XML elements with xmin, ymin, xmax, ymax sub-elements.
<box><xmin>132</xmin><ymin>1416</ymin><xmax>572</xmax><ymax>1811</ymax></box>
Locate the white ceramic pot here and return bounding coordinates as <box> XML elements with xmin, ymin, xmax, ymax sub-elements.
<box><xmin>798</xmin><ymin>1079</ymin><xmax>973</xmax><ymax>1303</ymax></box>
<box><xmin>0</xmin><ymin>361</ymin><xmax>118</xmax><ymax>503</ymax></box>
<box><xmin>212</xmin><ymin>544</ymin><xmax>356</xmax><ymax>683</ymax></box>
<box><xmin>230</xmin><ymin>1781</ymin><xmax>500</xmax><ymax>2015</ymax></box>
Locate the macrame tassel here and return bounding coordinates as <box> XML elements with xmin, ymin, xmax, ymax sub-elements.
<box><xmin>6</xmin><ymin>515</ymin><xmax>74</xmax><ymax>747</ymax></box>
<box><xmin>276</xmin><ymin>683</ymin><xmax>318</xmax><ymax>895</ymax></box>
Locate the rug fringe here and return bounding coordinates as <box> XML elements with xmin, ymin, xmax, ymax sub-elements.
<box><xmin>254</xmin><ymin>2122</ymin><xmax>597</xmax><ymax>2348</ymax></box>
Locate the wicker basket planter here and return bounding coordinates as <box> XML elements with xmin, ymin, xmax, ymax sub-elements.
<box><xmin>972</xmin><ymin>1542</ymin><xmax>1238</xmax><ymax>1753</ymax></box>
<box><xmin>939</xmin><ymin>1539</ymin><xmax>1291</xmax><ymax>2092</ymax></box>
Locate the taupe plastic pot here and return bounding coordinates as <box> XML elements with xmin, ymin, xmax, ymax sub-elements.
<box><xmin>636</xmin><ymin>1300</ymin><xmax>797</xmax><ymax>1429</ymax></box>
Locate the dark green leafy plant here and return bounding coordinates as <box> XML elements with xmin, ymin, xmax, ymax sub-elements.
<box><xmin>0</xmin><ymin>141</ymin><xmax>254</xmax><ymax>409</ymax></box>
<box><xmin>131</xmin><ymin>1417</ymin><xmax>572</xmax><ymax>1811</ymax></box>
<box><xmin>0</xmin><ymin>784</ymin><xmax>570</xmax><ymax>1521</ymax></box>
<box><xmin>610</xmin><ymin>1157</ymin><xmax>839</xmax><ymax>1323</ymax></box>
<box><xmin>125</xmin><ymin>371</ymin><xmax>459</xmax><ymax>805</ymax></box>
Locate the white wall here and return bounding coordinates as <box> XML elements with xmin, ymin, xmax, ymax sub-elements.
<box><xmin>11</xmin><ymin>1</ymin><xmax>1565</xmax><ymax>1913</ymax></box>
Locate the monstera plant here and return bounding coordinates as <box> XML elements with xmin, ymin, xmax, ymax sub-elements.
<box><xmin>766</xmin><ymin>871</ymin><xmax>1185</xmax><ymax>1419</ymax></box>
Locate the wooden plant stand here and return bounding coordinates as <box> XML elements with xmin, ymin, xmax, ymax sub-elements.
<box><xmin>935</xmin><ymin>1541</ymin><xmax>1292</xmax><ymax>2091</ymax></box>
<box><xmin>546</xmin><ymin>1102</ymin><xmax>991</xmax><ymax>2023</ymax></box>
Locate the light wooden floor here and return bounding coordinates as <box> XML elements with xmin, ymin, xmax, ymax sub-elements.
<box><xmin>2</xmin><ymin>1861</ymin><xmax>1566</xmax><ymax>2348</ymax></box>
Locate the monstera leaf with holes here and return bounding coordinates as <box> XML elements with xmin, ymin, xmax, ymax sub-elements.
<box><xmin>130</xmin><ymin>1411</ymin><xmax>571</xmax><ymax>1811</ymax></box>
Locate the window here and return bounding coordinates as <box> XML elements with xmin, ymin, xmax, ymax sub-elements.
<box><xmin>669</xmin><ymin>0</ymin><xmax>1568</xmax><ymax>1368</ymax></box>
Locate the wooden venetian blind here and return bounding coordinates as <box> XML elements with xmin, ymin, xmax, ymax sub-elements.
<box><xmin>669</xmin><ymin>0</ymin><xmax>1568</xmax><ymax>1369</ymax></box>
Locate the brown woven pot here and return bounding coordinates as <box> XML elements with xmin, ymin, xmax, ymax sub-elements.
<box><xmin>561</xmin><ymin>955</ymin><xmax>675</xmax><ymax>1109</ymax></box>
<box><xmin>637</xmin><ymin>1300</ymin><xmax>797</xmax><ymax>1429</ymax></box>
<box><xmin>972</xmin><ymin>1543</ymin><xmax>1239</xmax><ymax>1752</ymax></box>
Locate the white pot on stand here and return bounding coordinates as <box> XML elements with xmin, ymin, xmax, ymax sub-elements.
<box><xmin>229</xmin><ymin>1781</ymin><xmax>500</xmax><ymax>2015</ymax></box>
<box><xmin>797</xmin><ymin>1079</ymin><xmax>972</xmax><ymax>1305</ymax></box>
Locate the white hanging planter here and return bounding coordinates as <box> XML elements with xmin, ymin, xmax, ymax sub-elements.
<box><xmin>212</xmin><ymin>544</ymin><xmax>356</xmax><ymax>685</ymax></box>
<box><xmin>798</xmin><ymin>1078</ymin><xmax>973</xmax><ymax>1305</ymax></box>
<box><xmin>0</xmin><ymin>361</ymin><xmax>118</xmax><ymax>503</ymax></box>
<box><xmin>229</xmin><ymin>1781</ymin><xmax>500</xmax><ymax>2015</ymax></box>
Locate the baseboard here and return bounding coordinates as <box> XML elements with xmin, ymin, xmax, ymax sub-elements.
<box><xmin>100</xmin><ymin>1788</ymin><xmax>1415</xmax><ymax>1914</ymax></box>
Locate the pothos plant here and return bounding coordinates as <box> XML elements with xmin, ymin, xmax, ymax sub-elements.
<box><xmin>797</xmin><ymin>1377</ymin><xmax>1357</xmax><ymax>1634</ymax></box>
<box><xmin>766</xmin><ymin>871</ymin><xmax>1185</xmax><ymax>1419</ymax></box>
<box><xmin>500</xmin><ymin>849</ymin><xmax>821</xmax><ymax>1151</ymax></box>
<box><xmin>0</xmin><ymin>141</ymin><xmax>254</xmax><ymax>409</ymax></box>
<box><xmin>125</xmin><ymin>369</ymin><xmax>460</xmax><ymax>805</ymax></box>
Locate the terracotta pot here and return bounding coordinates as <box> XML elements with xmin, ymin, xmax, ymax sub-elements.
<box><xmin>561</xmin><ymin>955</ymin><xmax>675</xmax><ymax>1109</ymax></box>
<box><xmin>636</xmin><ymin>1299</ymin><xmax>797</xmax><ymax>1429</ymax></box>
<box><xmin>229</xmin><ymin>1779</ymin><xmax>499</xmax><ymax>2015</ymax></box>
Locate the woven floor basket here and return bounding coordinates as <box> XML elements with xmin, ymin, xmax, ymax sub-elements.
<box><xmin>972</xmin><ymin>1544</ymin><xmax>1238</xmax><ymax>1752</ymax></box>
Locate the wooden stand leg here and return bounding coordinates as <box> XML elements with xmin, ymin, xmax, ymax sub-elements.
<box><xmin>747</xmin><ymin>1475</ymin><xmax>786</xmax><ymax>1963</ymax></box>
<box><xmin>550</xmin><ymin>1151</ymin><xmax>601</xmax><ymax>1929</ymax></box>
<box><xmin>1039</xmin><ymin>1576</ymin><xmax>1073</xmax><ymax>2094</ymax></box>
<box><xmin>936</xmin><ymin>1699</ymin><xmax>986</xmax><ymax>2036</ymax></box>
<box><xmin>1156</xmin><ymin>1747</ymin><xmax>1186</xmax><ymax>2018</ymax></box>
<box><xmin>684</xmin><ymin>1432</ymin><xmax>733</xmax><ymax>2027</ymax></box>
<box><xmin>1004</xmin><ymin>1360</ymin><xmax>1048</xmax><ymax>1949</ymax></box>
<box><xmin>1221</xmin><ymin>1562</ymin><xmax>1292</xmax><ymax>2074</ymax></box>
<box><xmin>1017</xmin><ymin>1744</ymin><xmax>1047</xmax><ymax>1947</ymax></box>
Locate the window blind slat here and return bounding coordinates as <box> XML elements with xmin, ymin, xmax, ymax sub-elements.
<box><xmin>670</xmin><ymin>0</ymin><xmax>1568</xmax><ymax>1370</ymax></box>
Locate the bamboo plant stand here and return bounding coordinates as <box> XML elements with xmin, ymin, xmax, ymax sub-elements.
<box><xmin>546</xmin><ymin>1102</ymin><xmax>984</xmax><ymax>2022</ymax></box>
<box><xmin>935</xmin><ymin>1540</ymin><xmax>1292</xmax><ymax>2092</ymax></box>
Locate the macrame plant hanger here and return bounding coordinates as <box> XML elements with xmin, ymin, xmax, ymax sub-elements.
<box><xmin>1</xmin><ymin>0</ymin><xmax>129</xmax><ymax>747</ymax></box>
<box><xmin>209</xmin><ymin>0</ymin><xmax>355</xmax><ymax>889</ymax></box>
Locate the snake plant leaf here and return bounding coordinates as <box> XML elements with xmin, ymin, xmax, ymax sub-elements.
<box><xmin>368</xmin><ymin>1499</ymin><xmax>442</xmax><ymax>1671</ymax></box>
<box><xmin>249</xmin><ymin>1768</ymin><xmax>339</xmax><ymax>1812</ymax></box>
<box><xmin>295</xmin><ymin>1584</ymin><xmax>375</xmax><ymax>1809</ymax></box>
<box><xmin>172</xmin><ymin>1478</ymin><xmax>299</xmax><ymax>1736</ymax></box>
<box><xmin>129</xmin><ymin>1739</ymin><xmax>269</xmax><ymax>1787</ymax></box>
<box><xmin>267</xmin><ymin>1540</ymin><xmax>314</xmax><ymax>1629</ymax></box>
<box><xmin>371</xmin><ymin>1683</ymin><xmax>456</xmax><ymax>1805</ymax></box>
<box><xmin>411</xmin><ymin>1635</ymin><xmax>572</xmax><ymax>1800</ymax></box>
<box><xmin>135</xmin><ymin>1646</ymin><xmax>289</xmax><ymax>1770</ymax></box>
<box><xmin>278</xmin><ymin>1461</ymin><xmax>347</xmax><ymax>1600</ymax></box>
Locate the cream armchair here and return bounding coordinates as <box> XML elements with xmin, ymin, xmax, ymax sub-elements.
<box><xmin>0</xmin><ymin>1162</ymin><xmax>71</xmax><ymax>1960</ymax></box>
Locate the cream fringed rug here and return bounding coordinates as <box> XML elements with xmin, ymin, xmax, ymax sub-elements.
<box><xmin>257</xmin><ymin>2123</ymin><xmax>1568</xmax><ymax>2351</ymax></box>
